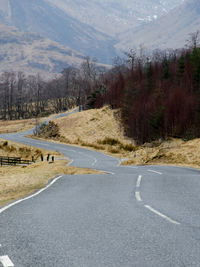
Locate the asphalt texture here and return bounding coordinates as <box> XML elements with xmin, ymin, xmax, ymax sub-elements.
<box><xmin>0</xmin><ymin>114</ymin><xmax>200</xmax><ymax>266</ymax></box>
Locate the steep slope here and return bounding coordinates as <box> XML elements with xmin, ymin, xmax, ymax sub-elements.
<box><xmin>117</xmin><ymin>0</ymin><xmax>200</xmax><ymax>52</ymax></box>
<box><xmin>47</xmin><ymin>0</ymin><xmax>185</xmax><ymax>37</ymax></box>
<box><xmin>0</xmin><ymin>0</ymin><xmax>116</xmax><ymax>64</ymax></box>
<box><xmin>0</xmin><ymin>22</ymin><xmax>86</xmax><ymax>76</ymax></box>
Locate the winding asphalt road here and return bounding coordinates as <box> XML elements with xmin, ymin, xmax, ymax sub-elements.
<box><xmin>0</xmin><ymin>114</ymin><xmax>200</xmax><ymax>266</ymax></box>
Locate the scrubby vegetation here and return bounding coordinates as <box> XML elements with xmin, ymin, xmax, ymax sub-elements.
<box><xmin>36</xmin><ymin>121</ymin><xmax>60</xmax><ymax>138</ymax></box>
<box><xmin>0</xmin><ymin>139</ymin><xmax>42</xmax><ymax>159</ymax></box>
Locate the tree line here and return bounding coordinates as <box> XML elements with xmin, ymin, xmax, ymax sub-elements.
<box><xmin>0</xmin><ymin>57</ymin><xmax>105</xmax><ymax>120</ymax></box>
<box><xmin>88</xmin><ymin>32</ymin><xmax>200</xmax><ymax>144</ymax></box>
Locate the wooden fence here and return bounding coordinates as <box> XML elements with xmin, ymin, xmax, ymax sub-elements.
<box><xmin>0</xmin><ymin>156</ymin><xmax>33</xmax><ymax>166</ymax></box>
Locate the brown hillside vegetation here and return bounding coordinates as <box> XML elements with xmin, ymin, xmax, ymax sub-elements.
<box><xmin>47</xmin><ymin>106</ymin><xmax>200</xmax><ymax>169</ymax></box>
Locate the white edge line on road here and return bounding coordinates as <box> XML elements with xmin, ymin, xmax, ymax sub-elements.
<box><xmin>136</xmin><ymin>175</ymin><xmax>142</xmax><ymax>188</ymax></box>
<box><xmin>135</xmin><ymin>191</ymin><xmax>142</xmax><ymax>202</ymax></box>
<box><xmin>117</xmin><ymin>159</ymin><xmax>122</xmax><ymax>167</ymax></box>
<box><xmin>145</xmin><ymin>205</ymin><xmax>180</xmax><ymax>225</ymax></box>
<box><xmin>0</xmin><ymin>176</ymin><xmax>63</xmax><ymax>216</ymax></box>
<box><xmin>148</xmin><ymin>169</ymin><xmax>162</xmax><ymax>175</ymax></box>
<box><xmin>96</xmin><ymin>169</ymin><xmax>115</xmax><ymax>175</ymax></box>
<box><xmin>68</xmin><ymin>159</ymin><xmax>74</xmax><ymax>166</ymax></box>
<box><xmin>0</xmin><ymin>255</ymin><xmax>14</xmax><ymax>266</ymax></box>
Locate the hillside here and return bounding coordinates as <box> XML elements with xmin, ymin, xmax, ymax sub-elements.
<box><xmin>0</xmin><ymin>22</ymin><xmax>85</xmax><ymax>75</ymax></box>
<box><xmin>47</xmin><ymin>0</ymin><xmax>184</xmax><ymax>37</ymax></box>
<box><xmin>0</xmin><ymin>0</ymin><xmax>116</xmax><ymax>64</ymax></box>
<box><xmin>117</xmin><ymin>0</ymin><xmax>200</xmax><ymax>52</ymax></box>
<box><xmin>33</xmin><ymin>106</ymin><xmax>200</xmax><ymax>170</ymax></box>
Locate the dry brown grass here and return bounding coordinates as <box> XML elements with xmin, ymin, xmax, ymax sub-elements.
<box><xmin>34</xmin><ymin>106</ymin><xmax>200</xmax><ymax>169</ymax></box>
<box><xmin>0</xmin><ymin>107</ymin><xmax>77</xmax><ymax>134</ymax></box>
<box><xmin>122</xmin><ymin>138</ymin><xmax>200</xmax><ymax>169</ymax></box>
<box><xmin>0</xmin><ymin>118</ymin><xmax>36</xmax><ymax>134</ymax></box>
<box><xmin>0</xmin><ymin>138</ymin><xmax>61</xmax><ymax>160</ymax></box>
<box><xmin>54</xmin><ymin>106</ymin><xmax>136</xmax><ymax>157</ymax></box>
<box><xmin>0</xmin><ymin>160</ymin><xmax>102</xmax><ymax>207</ymax></box>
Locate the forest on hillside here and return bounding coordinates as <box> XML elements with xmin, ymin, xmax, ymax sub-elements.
<box><xmin>1</xmin><ymin>32</ymin><xmax>200</xmax><ymax>144</ymax></box>
<box><xmin>88</xmin><ymin>32</ymin><xmax>200</xmax><ymax>144</ymax></box>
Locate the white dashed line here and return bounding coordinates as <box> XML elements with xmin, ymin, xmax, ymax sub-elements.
<box><xmin>148</xmin><ymin>169</ymin><xmax>162</xmax><ymax>175</ymax></box>
<box><xmin>92</xmin><ymin>158</ymin><xmax>97</xmax><ymax>166</ymax></box>
<box><xmin>136</xmin><ymin>175</ymin><xmax>142</xmax><ymax>188</ymax></box>
<box><xmin>145</xmin><ymin>205</ymin><xmax>180</xmax><ymax>225</ymax></box>
<box><xmin>0</xmin><ymin>176</ymin><xmax>63</xmax><ymax>216</ymax></box>
<box><xmin>122</xmin><ymin>166</ymin><xmax>138</xmax><ymax>169</ymax></box>
<box><xmin>135</xmin><ymin>191</ymin><xmax>142</xmax><ymax>202</ymax></box>
<box><xmin>0</xmin><ymin>255</ymin><xmax>14</xmax><ymax>266</ymax></box>
<box><xmin>78</xmin><ymin>152</ymin><xmax>97</xmax><ymax>166</ymax></box>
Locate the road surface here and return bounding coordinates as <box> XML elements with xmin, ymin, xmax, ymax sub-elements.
<box><xmin>0</xmin><ymin>123</ymin><xmax>200</xmax><ymax>266</ymax></box>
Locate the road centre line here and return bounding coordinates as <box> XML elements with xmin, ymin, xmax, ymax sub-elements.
<box><xmin>0</xmin><ymin>176</ymin><xmax>63</xmax><ymax>216</ymax></box>
<box><xmin>78</xmin><ymin>152</ymin><xmax>97</xmax><ymax>166</ymax></box>
<box><xmin>135</xmin><ymin>191</ymin><xmax>142</xmax><ymax>202</ymax></box>
<box><xmin>148</xmin><ymin>169</ymin><xmax>162</xmax><ymax>175</ymax></box>
<box><xmin>0</xmin><ymin>255</ymin><xmax>14</xmax><ymax>267</ymax></box>
<box><xmin>145</xmin><ymin>205</ymin><xmax>180</xmax><ymax>225</ymax></box>
<box><xmin>121</xmin><ymin>165</ymin><xmax>138</xmax><ymax>169</ymax></box>
<box><xmin>136</xmin><ymin>175</ymin><xmax>142</xmax><ymax>188</ymax></box>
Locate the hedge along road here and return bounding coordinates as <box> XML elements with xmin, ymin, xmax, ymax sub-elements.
<box><xmin>0</xmin><ymin>115</ymin><xmax>200</xmax><ymax>266</ymax></box>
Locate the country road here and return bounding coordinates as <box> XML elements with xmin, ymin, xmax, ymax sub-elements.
<box><xmin>0</xmin><ymin>125</ymin><xmax>200</xmax><ymax>266</ymax></box>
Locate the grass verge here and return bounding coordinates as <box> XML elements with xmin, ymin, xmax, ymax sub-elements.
<box><xmin>0</xmin><ymin>139</ymin><xmax>102</xmax><ymax>207</ymax></box>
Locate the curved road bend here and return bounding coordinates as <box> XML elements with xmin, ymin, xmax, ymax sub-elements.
<box><xmin>0</xmin><ymin>126</ymin><xmax>200</xmax><ymax>266</ymax></box>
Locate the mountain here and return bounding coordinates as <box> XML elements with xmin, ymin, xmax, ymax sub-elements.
<box><xmin>117</xmin><ymin>0</ymin><xmax>200</xmax><ymax>52</ymax></box>
<box><xmin>0</xmin><ymin>0</ymin><xmax>189</xmax><ymax>72</ymax></box>
<box><xmin>0</xmin><ymin>0</ymin><xmax>117</xmax><ymax>64</ymax></box>
<box><xmin>0</xmin><ymin>22</ymin><xmax>86</xmax><ymax>76</ymax></box>
<box><xmin>47</xmin><ymin>0</ymin><xmax>185</xmax><ymax>37</ymax></box>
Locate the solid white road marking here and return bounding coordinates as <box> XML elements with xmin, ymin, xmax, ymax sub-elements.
<box><xmin>0</xmin><ymin>255</ymin><xmax>14</xmax><ymax>267</ymax></box>
<box><xmin>148</xmin><ymin>169</ymin><xmax>162</xmax><ymax>175</ymax></box>
<box><xmin>136</xmin><ymin>175</ymin><xmax>142</xmax><ymax>188</ymax></box>
<box><xmin>135</xmin><ymin>191</ymin><xmax>142</xmax><ymax>202</ymax></box>
<box><xmin>145</xmin><ymin>205</ymin><xmax>180</xmax><ymax>225</ymax></box>
<box><xmin>0</xmin><ymin>176</ymin><xmax>63</xmax><ymax>216</ymax></box>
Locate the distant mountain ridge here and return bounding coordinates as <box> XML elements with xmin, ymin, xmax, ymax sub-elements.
<box><xmin>0</xmin><ymin>0</ymin><xmax>195</xmax><ymax>74</ymax></box>
<box><xmin>0</xmin><ymin>22</ymin><xmax>86</xmax><ymax>76</ymax></box>
<box><xmin>0</xmin><ymin>0</ymin><xmax>117</xmax><ymax>64</ymax></box>
<box><xmin>117</xmin><ymin>0</ymin><xmax>200</xmax><ymax>52</ymax></box>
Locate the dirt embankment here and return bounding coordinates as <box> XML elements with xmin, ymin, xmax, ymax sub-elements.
<box><xmin>48</xmin><ymin>106</ymin><xmax>200</xmax><ymax>170</ymax></box>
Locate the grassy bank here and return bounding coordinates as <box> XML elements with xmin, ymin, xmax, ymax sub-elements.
<box><xmin>0</xmin><ymin>139</ymin><xmax>101</xmax><ymax>207</ymax></box>
<box><xmin>35</xmin><ymin>106</ymin><xmax>200</xmax><ymax>170</ymax></box>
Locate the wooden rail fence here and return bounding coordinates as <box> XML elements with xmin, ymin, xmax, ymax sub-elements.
<box><xmin>0</xmin><ymin>156</ymin><xmax>33</xmax><ymax>166</ymax></box>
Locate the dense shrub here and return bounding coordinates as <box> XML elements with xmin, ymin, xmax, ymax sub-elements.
<box><xmin>37</xmin><ymin>121</ymin><xmax>60</xmax><ymax>138</ymax></box>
